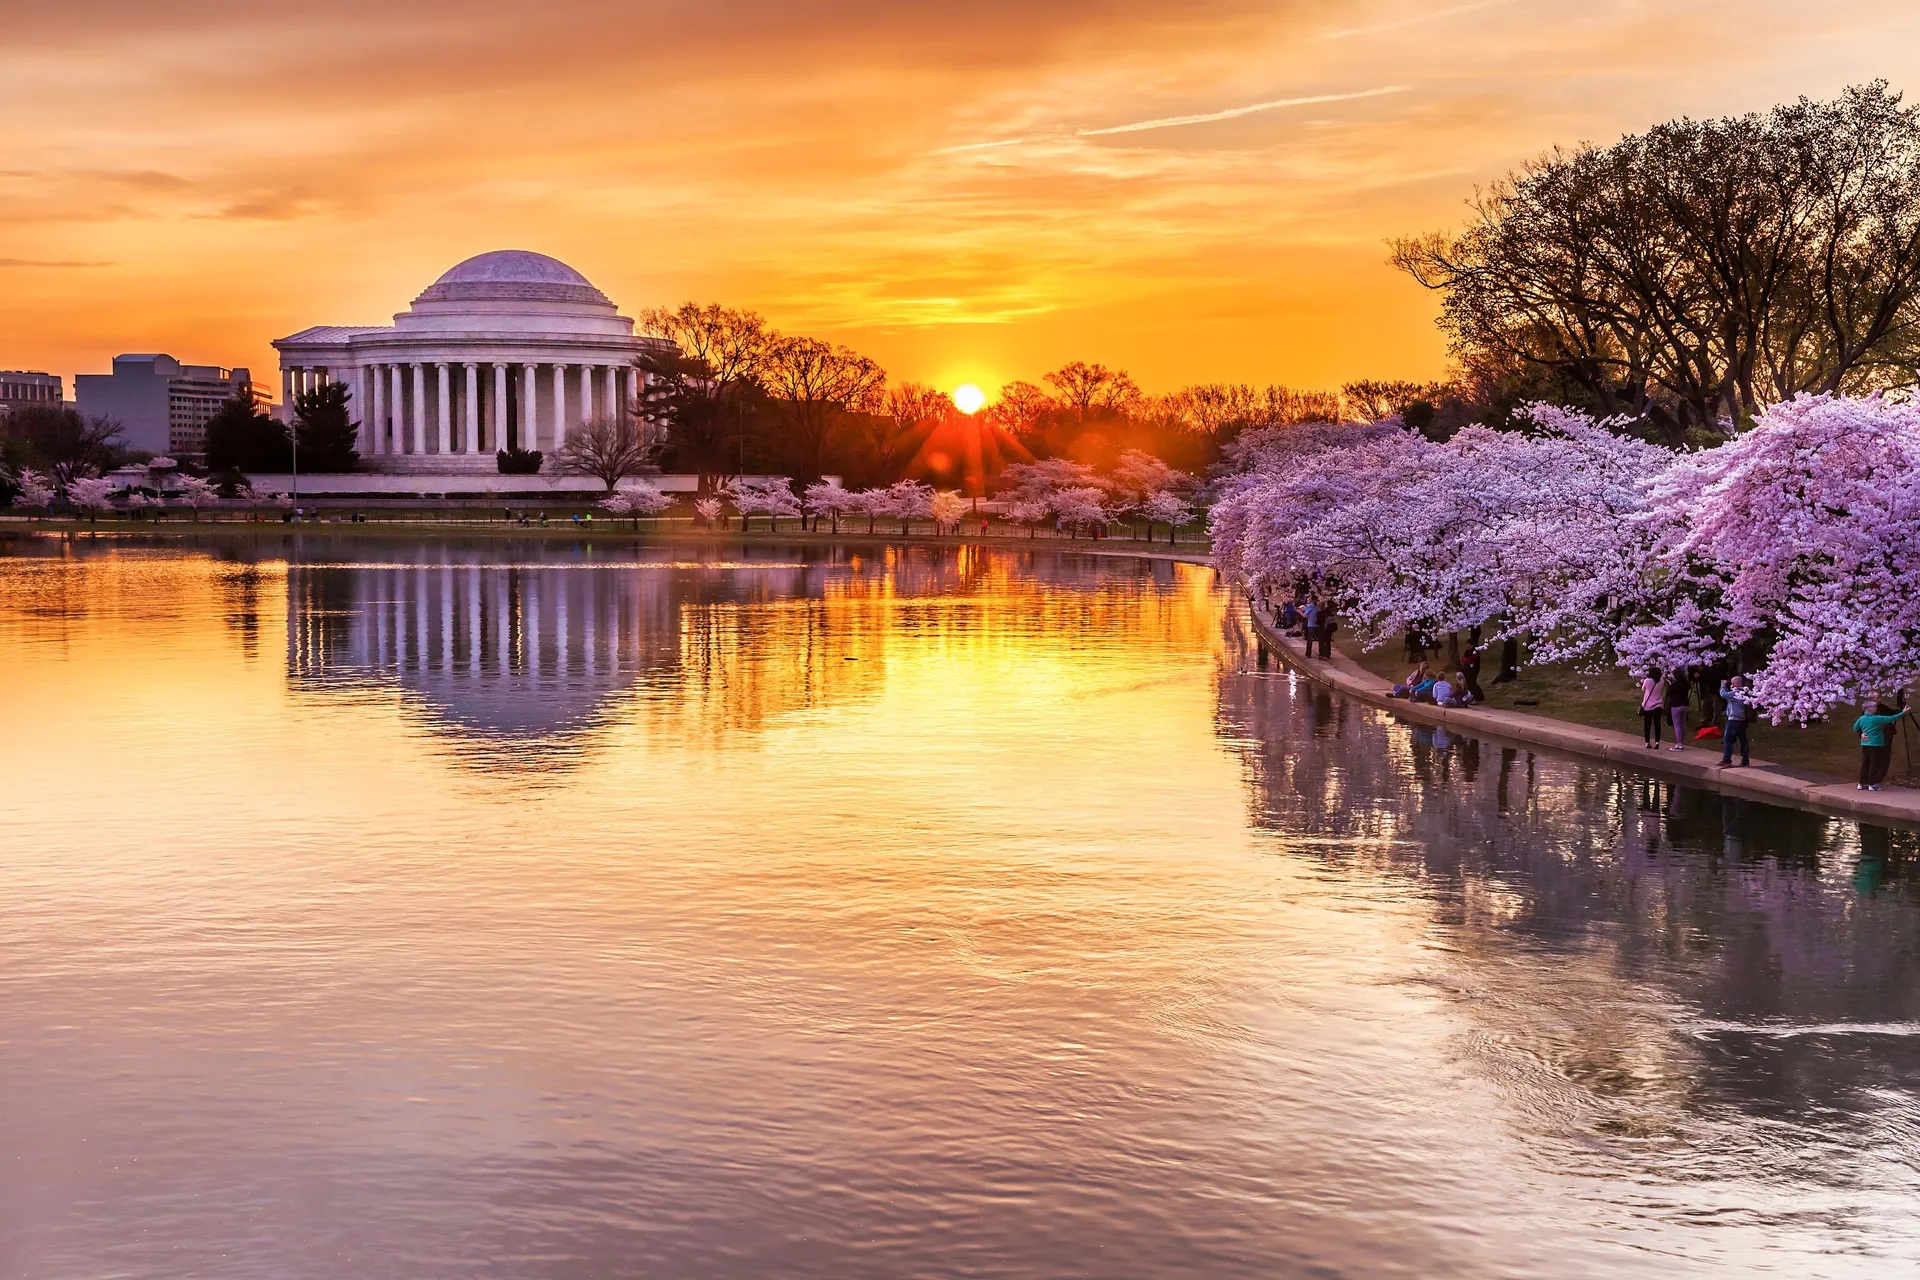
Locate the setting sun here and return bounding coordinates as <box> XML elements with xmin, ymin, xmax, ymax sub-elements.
<box><xmin>952</xmin><ymin>383</ymin><xmax>987</xmax><ymax>415</ymax></box>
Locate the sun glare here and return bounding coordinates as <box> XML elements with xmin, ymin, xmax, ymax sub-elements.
<box><xmin>952</xmin><ymin>383</ymin><xmax>987</xmax><ymax>415</ymax></box>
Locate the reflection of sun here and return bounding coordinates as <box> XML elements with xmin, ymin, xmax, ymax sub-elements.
<box><xmin>952</xmin><ymin>383</ymin><xmax>987</xmax><ymax>415</ymax></box>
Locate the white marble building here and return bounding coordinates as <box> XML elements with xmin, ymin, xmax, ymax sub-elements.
<box><xmin>273</xmin><ymin>250</ymin><xmax>669</xmax><ymax>472</ymax></box>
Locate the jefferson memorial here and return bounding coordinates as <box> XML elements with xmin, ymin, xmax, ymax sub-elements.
<box><xmin>273</xmin><ymin>251</ymin><xmax>669</xmax><ymax>473</ymax></box>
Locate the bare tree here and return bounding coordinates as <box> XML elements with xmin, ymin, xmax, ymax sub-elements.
<box><xmin>6</xmin><ymin>406</ymin><xmax>123</xmax><ymax>484</ymax></box>
<box><xmin>861</xmin><ymin>382</ymin><xmax>950</xmax><ymax>478</ymax></box>
<box><xmin>983</xmin><ymin>380</ymin><xmax>1057</xmax><ymax>442</ymax></box>
<box><xmin>637</xmin><ymin>303</ymin><xmax>772</xmax><ymax>493</ymax></box>
<box><xmin>760</xmin><ymin>336</ymin><xmax>886</xmax><ymax>481</ymax></box>
<box><xmin>559</xmin><ymin>415</ymin><xmax>666</xmax><ymax>491</ymax></box>
<box><xmin>1392</xmin><ymin>82</ymin><xmax>1920</xmax><ymax>441</ymax></box>
<box><xmin>1044</xmin><ymin>361</ymin><xmax>1140</xmax><ymax>421</ymax></box>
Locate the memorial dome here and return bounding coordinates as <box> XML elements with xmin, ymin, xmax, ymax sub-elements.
<box><xmin>412</xmin><ymin>250</ymin><xmax>612</xmax><ymax>308</ymax></box>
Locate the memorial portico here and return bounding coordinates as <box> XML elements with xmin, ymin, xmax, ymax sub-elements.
<box><xmin>272</xmin><ymin>251</ymin><xmax>669</xmax><ymax>473</ymax></box>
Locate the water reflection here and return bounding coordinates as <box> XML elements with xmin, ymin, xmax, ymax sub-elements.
<box><xmin>1217</xmin><ymin>641</ymin><xmax>1920</xmax><ymax>1248</ymax></box>
<box><xmin>3</xmin><ymin>540</ymin><xmax>1919</xmax><ymax>1277</ymax></box>
<box><xmin>274</xmin><ymin>539</ymin><xmax>1210</xmax><ymax>758</ymax></box>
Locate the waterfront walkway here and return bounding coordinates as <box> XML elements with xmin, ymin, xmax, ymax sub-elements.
<box><xmin>1247</xmin><ymin>600</ymin><xmax>1920</xmax><ymax>830</ymax></box>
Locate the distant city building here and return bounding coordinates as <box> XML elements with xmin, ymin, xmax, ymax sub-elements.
<box><xmin>0</xmin><ymin>371</ymin><xmax>63</xmax><ymax>419</ymax></box>
<box><xmin>273</xmin><ymin>250</ymin><xmax>669</xmax><ymax>474</ymax></box>
<box><xmin>73</xmin><ymin>355</ymin><xmax>265</xmax><ymax>459</ymax></box>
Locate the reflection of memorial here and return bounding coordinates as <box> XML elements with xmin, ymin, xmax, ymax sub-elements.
<box><xmin>289</xmin><ymin>554</ymin><xmax>681</xmax><ymax>741</ymax></box>
<box><xmin>283</xmin><ymin>542</ymin><xmax>1221</xmax><ymax>758</ymax></box>
<box><xmin>1212</xmin><ymin>615</ymin><xmax>1920</xmax><ymax>1152</ymax></box>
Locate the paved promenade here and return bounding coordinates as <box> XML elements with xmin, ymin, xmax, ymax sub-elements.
<box><xmin>1247</xmin><ymin>600</ymin><xmax>1920</xmax><ymax>830</ymax></box>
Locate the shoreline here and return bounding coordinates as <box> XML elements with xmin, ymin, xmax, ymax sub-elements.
<box><xmin>1246</xmin><ymin>599</ymin><xmax>1920</xmax><ymax>831</ymax></box>
<box><xmin>0</xmin><ymin>518</ymin><xmax>1210</xmax><ymax>561</ymax></box>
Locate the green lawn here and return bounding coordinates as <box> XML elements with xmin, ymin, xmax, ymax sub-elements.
<box><xmin>1339</xmin><ymin>631</ymin><xmax>1919</xmax><ymax>785</ymax></box>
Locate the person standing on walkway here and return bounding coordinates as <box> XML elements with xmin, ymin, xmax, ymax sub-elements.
<box><xmin>1666</xmin><ymin>668</ymin><xmax>1692</xmax><ymax>750</ymax></box>
<box><xmin>1301</xmin><ymin>599</ymin><xmax>1321</xmax><ymax>657</ymax></box>
<box><xmin>1640</xmin><ymin>668</ymin><xmax>1667</xmax><ymax>748</ymax></box>
<box><xmin>1461</xmin><ymin>646</ymin><xmax>1484</xmax><ymax>703</ymax></box>
<box><xmin>1719</xmin><ymin>674</ymin><xmax>1753</xmax><ymax>767</ymax></box>
<box><xmin>1317</xmin><ymin>608</ymin><xmax>1338</xmax><ymax>660</ymax></box>
<box><xmin>1852</xmin><ymin>701</ymin><xmax>1913</xmax><ymax>791</ymax></box>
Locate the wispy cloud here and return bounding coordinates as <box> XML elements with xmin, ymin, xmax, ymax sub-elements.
<box><xmin>937</xmin><ymin>84</ymin><xmax>1412</xmax><ymax>154</ymax></box>
<box><xmin>0</xmin><ymin>257</ymin><xmax>113</xmax><ymax>268</ymax></box>
<box><xmin>1320</xmin><ymin>0</ymin><xmax>1515</xmax><ymax>40</ymax></box>
<box><xmin>1077</xmin><ymin>85</ymin><xmax>1413</xmax><ymax>136</ymax></box>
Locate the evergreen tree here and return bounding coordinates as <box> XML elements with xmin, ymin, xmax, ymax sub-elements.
<box><xmin>204</xmin><ymin>392</ymin><xmax>291</xmax><ymax>473</ymax></box>
<box><xmin>293</xmin><ymin>381</ymin><xmax>359</xmax><ymax>472</ymax></box>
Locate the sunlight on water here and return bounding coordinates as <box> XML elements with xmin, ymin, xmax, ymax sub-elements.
<box><xmin>2</xmin><ymin>536</ymin><xmax>1917</xmax><ymax>1278</ymax></box>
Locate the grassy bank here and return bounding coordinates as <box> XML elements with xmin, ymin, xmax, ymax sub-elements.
<box><xmin>1336</xmin><ymin>631</ymin><xmax>1918</xmax><ymax>784</ymax></box>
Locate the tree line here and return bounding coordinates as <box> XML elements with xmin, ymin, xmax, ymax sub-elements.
<box><xmin>1391</xmin><ymin>81</ymin><xmax>1920</xmax><ymax>446</ymax></box>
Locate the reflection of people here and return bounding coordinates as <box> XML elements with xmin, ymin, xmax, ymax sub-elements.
<box><xmin>1719</xmin><ymin>675</ymin><xmax>1752</xmax><ymax>767</ymax></box>
<box><xmin>1853</xmin><ymin>701</ymin><xmax>1912</xmax><ymax>791</ymax></box>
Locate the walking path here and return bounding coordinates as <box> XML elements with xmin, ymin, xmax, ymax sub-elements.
<box><xmin>1247</xmin><ymin>600</ymin><xmax>1920</xmax><ymax>830</ymax></box>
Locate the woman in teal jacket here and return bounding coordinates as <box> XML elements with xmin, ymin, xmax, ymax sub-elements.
<box><xmin>1853</xmin><ymin>701</ymin><xmax>1913</xmax><ymax>791</ymax></box>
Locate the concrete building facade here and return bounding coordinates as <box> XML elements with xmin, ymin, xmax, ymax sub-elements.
<box><xmin>0</xmin><ymin>371</ymin><xmax>63</xmax><ymax>419</ymax></box>
<box><xmin>73</xmin><ymin>355</ymin><xmax>262</xmax><ymax>458</ymax></box>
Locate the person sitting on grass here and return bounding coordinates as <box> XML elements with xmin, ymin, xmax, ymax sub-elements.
<box><xmin>1853</xmin><ymin>699</ymin><xmax>1913</xmax><ymax>792</ymax></box>
<box><xmin>1393</xmin><ymin>660</ymin><xmax>1431</xmax><ymax>699</ymax></box>
<box><xmin>1437</xmin><ymin>670</ymin><xmax>1475</xmax><ymax>707</ymax></box>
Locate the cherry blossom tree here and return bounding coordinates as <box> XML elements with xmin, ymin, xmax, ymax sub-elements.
<box><xmin>727</xmin><ymin>477</ymin><xmax>801</xmax><ymax>531</ymax></box>
<box><xmin>851</xmin><ymin>487</ymin><xmax>889</xmax><ymax>534</ymax></box>
<box><xmin>803</xmin><ymin>480</ymin><xmax>861</xmax><ymax>533</ymax></box>
<box><xmin>15</xmin><ymin>469</ymin><xmax>56</xmax><ymax>516</ymax></box>
<box><xmin>1140</xmin><ymin>491</ymin><xmax>1194</xmax><ymax>544</ymax></box>
<box><xmin>1051</xmin><ymin>486</ymin><xmax>1109</xmax><ymax>538</ymax></box>
<box><xmin>174</xmin><ymin>474</ymin><xmax>221</xmax><ymax>522</ymax></box>
<box><xmin>881</xmin><ymin>479</ymin><xmax>934</xmax><ymax>535</ymax></box>
<box><xmin>122</xmin><ymin>491</ymin><xmax>154</xmax><ymax>521</ymax></box>
<box><xmin>694</xmin><ymin>496</ymin><xmax>724</xmax><ymax>528</ymax></box>
<box><xmin>1629</xmin><ymin>394</ymin><xmax>1920</xmax><ymax>721</ymax></box>
<box><xmin>1211</xmin><ymin>393</ymin><xmax>1920</xmax><ymax>722</ymax></box>
<box><xmin>1006</xmin><ymin>499</ymin><xmax>1049</xmax><ymax>539</ymax></box>
<box><xmin>929</xmin><ymin>490</ymin><xmax>968</xmax><ymax>534</ymax></box>
<box><xmin>66</xmin><ymin>476</ymin><xmax>116</xmax><ymax>521</ymax></box>
<box><xmin>1109</xmin><ymin>448</ymin><xmax>1193</xmax><ymax>540</ymax></box>
<box><xmin>599</xmin><ymin>484</ymin><xmax>671</xmax><ymax>531</ymax></box>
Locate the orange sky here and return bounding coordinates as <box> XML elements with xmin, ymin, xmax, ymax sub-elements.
<box><xmin>4</xmin><ymin>0</ymin><xmax>1918</xmax><ymax>400</ymax></box>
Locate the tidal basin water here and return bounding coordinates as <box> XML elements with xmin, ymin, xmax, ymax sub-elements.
<box><xmin>3</xmin><ymin>537</ymin><xmax>1919</xmax><ymax>1278</ymax></box>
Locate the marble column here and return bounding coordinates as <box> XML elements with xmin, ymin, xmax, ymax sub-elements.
<box><xmin>464</xmin><ymin>364</ymin><xmax>479</xmax><ymax>454</ymax></box>
<box><xmin>580</xmin><ymin>364</ymin><xmax>595</xmax><ymax>424</ymax></box>
<box><xmin>552</xmin><ymin>364</ymin><xmax>568</xmax><ymax>451</ymax></box>
<box><xmin>604</xmin><ymin>365</ymin><xmax>619</xmax><ymax>421</ymax></box>
<box><xmin>410</xmin><ymin>363</ymin><xmax>426</xmax><ymax>455</ymax></box>
<box><xmin>522</xmin><ymin>364</ymin><xmax>539</xmax><ymax>450</ymax></box>
<box><xmin>371</xmin><ymin>365</ymin><xmax>387</xmax><ymax>455</ymax></box>
<box><xmin>493</xmin><ymin>363</ymin><xmax>508</xmax><ymax>452</ymax></box>
<box><xmin>390</xmin><ymin>365</ymin><xmax>406</xmax><ymax>454</ymax></box>
<box><xmin>354</xmin><ymin>366</ymin><xmax>370</xmax><ymax>453</ymax></box>
<box><xmin>436</xmin><ymin>362</ymin><xmax>452</xmax><ymax>454</ymax></box>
